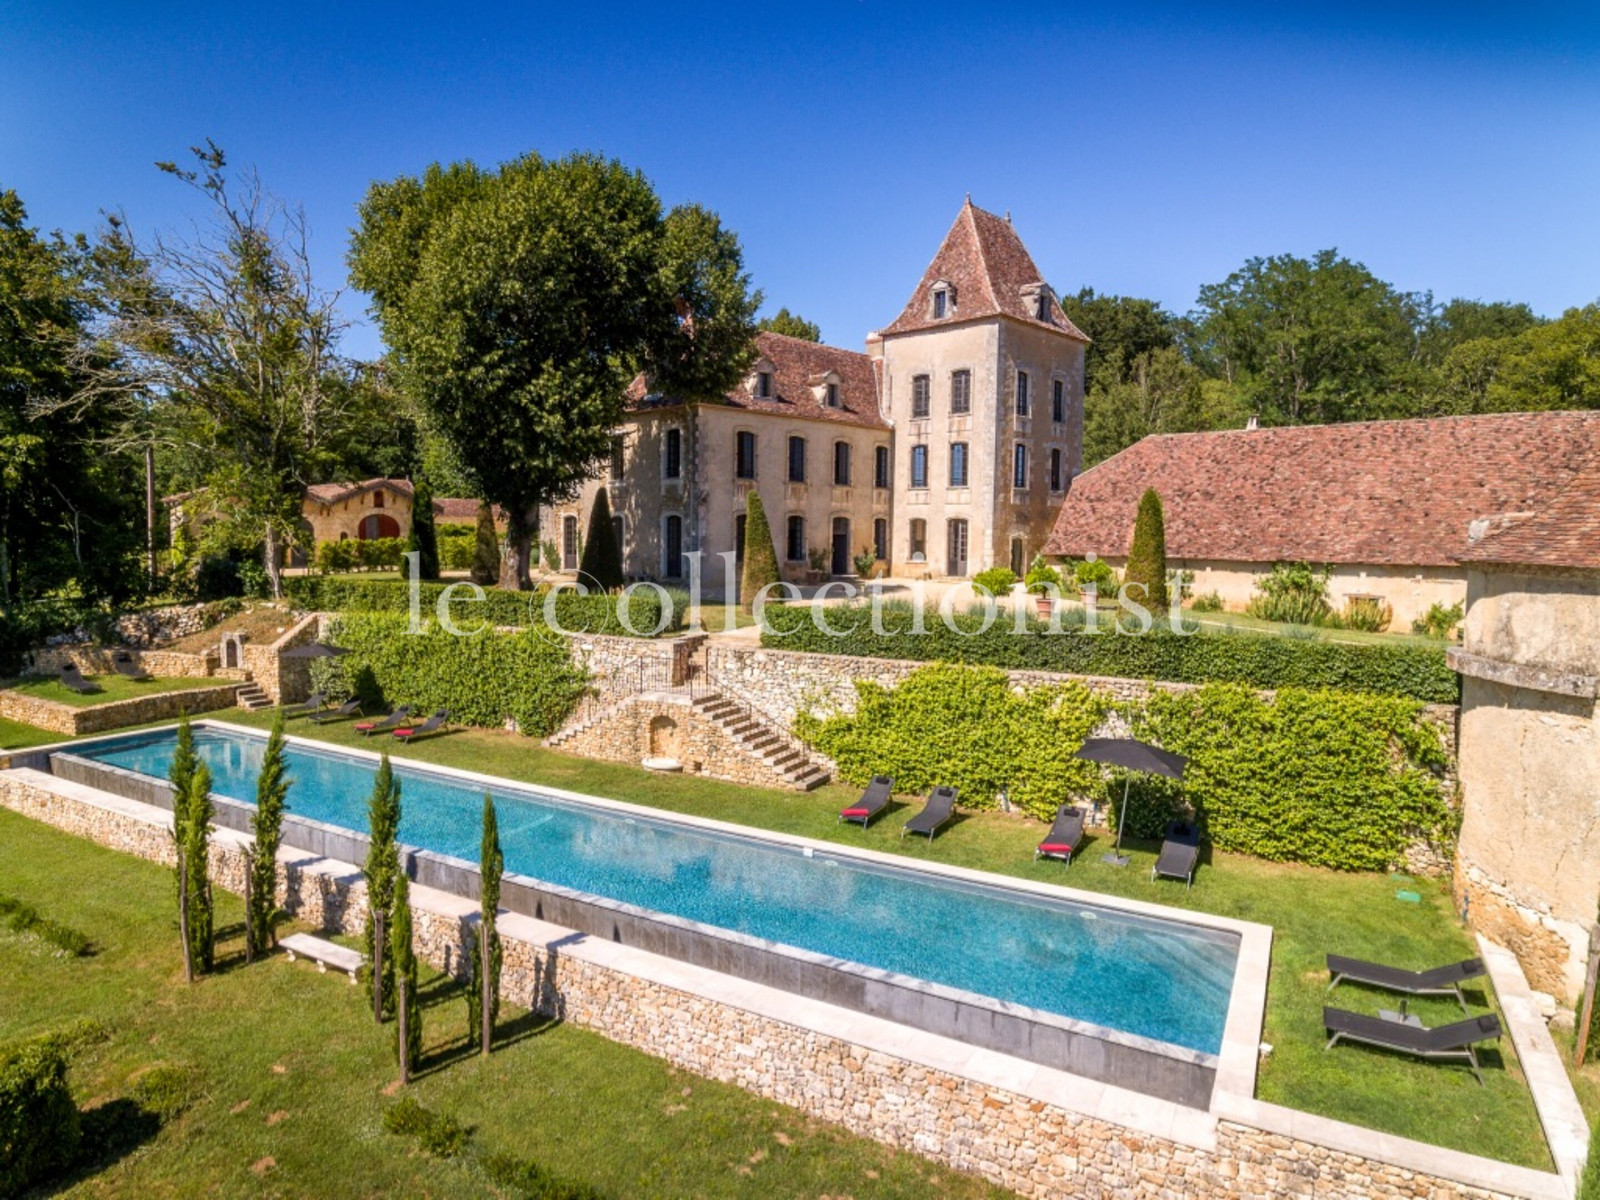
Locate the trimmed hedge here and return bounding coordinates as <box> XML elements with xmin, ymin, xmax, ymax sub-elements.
<box><xmin>759</xmin><ymin>603</ymin><xmax>1457</xmax><ymax>703</ymax></box>
<box><xmin>329</xmin><ymin>613</ymin><xmax>587</xmax><ymax>736</ymax></box>
<box><xmin>0</xmin><ymin>1038</ymin><xmax>79</xmax><ymax>1196</ymax></box>
<box><xmin>286</xmin><ymin>576</ymin><xmax>676</xmax><ymax>637</ymax></box>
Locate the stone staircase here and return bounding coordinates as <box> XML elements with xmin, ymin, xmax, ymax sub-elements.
<box><xmin>688</xmin><ymin>692</ymin><xmax>830</xmax><ymax>791</ymax></box>
<box><xmin>544</xmin><ymin>696</ymin><xmax>636</xmax><ymax>750</ymax></box>
<box><xmin>234</xmin><ymin>676</ymin><xmax>272</xmax><ymax>711</ymax></box>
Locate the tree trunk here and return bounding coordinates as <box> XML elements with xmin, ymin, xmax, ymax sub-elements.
<box><xmin>499</xmin><ymin>504</ymin><xmax>538</xmax><ymax>590</ymax></box>
<box><xmin>263</xmin><ymin>521</ymin><xmax>283</xmax><ymax>599</ymax></box>
<box><xmin>480</xmin><ymin>921</ymin><xmax>493</xmax><ymax>1057</ymax></box>
<box><xmin>178</xmin><ymin>848</ymin><xmax>195</xmax><ymax>984</ymax></box>
<box><xmin>372</xmin><ymin>910</ymin><xmax>386</xmax><ymax>1023</ymax></box>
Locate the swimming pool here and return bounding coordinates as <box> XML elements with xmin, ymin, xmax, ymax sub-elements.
<box><xmin>67</xmin><ymin>724</ymin><xmax>1238</xmax><ymax>1062</ymax></box>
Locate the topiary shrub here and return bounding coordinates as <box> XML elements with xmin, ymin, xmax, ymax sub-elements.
<box><xmin>1024</xmin><ymin>555</ymin><xmax>1061</xmax><ymax>591</ymax></box>
<box><xmin>129</xmin><ymin>1064</ymin><xmax>201</xmax><ymax>1123</ymax></box>
<box><xmin>578</xmin><ymin>488</ymin><xmax>624</xmax><ymax>592</ymax></box>
<box><xmin>408</xmin><ymin>477</ymin><xmax>440</xmax><ymax>581</ymax></box>
<box><xmin>971</xmin><ymin>567</ymin><xmax>1018</xmax><ymax>596</ymax></box>
<box><xmin>1123</xmin><ymin>488</ymin><xmax>1168</xmax><ymax>611</ymax></box>
<box><xmin>472</xmin><ymin>502</ymin><xmax>501</xmax><ymax>585</ymax></box>
<box><xmin>0</xmin><ymin>1039</ymin><xmax>79</xmax><ymax>1196</ymax></box>
<box><xmin>739</xmin><ymin>490</ymin><xmax>781</xmax><ymax>609</ymax></box>
<box><xmin>796</xmin><ymin>663</ymin><xmax>1110</xmax><ymax>820</ymax></box>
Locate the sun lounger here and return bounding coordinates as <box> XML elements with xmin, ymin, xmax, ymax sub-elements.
<box><xmin>1152</xmin><ymin>820</ymin><xmax>1201</xmax><ymax>888</ymax></box>
<box><xmin>1323</xmin><ymin>1006</ymin><xmax>1502</xmax><ymax>1085</ymax></box>
<box><xmin>839</xmin><ymin>776</ymin><xmax>894</xmax><ymax>827</ymax></box>
<box><xmin>354</xmin><ymin>705</ymin><xmax>412</xmax><ymax>737</ymax></box>
<box><xmin>281</xmin><ymin>691</ymin><xmax>327</xmax><ymax>718</ymax></box>
<box><xmin>1035</xmin><ymin>805</ymin><xmax>1087</xmax><ymax>864</ymax></box>
<box><xmin>393</xmin><ymin>710</ymin><xmax>448</xmax><ymax>743</ymax></box>
<box><xmin>901</xmin><ymin>786</ymin><xmax>958</xmax><ymax>840</ymax></box>
<box><xmin>112</xmin><ymin>651</ymin><xmax>151</xmax><ymax>682</ymax></box>
<box><xmin>313</xmin><ymin>698</ymin><xmax>363</xmax><ymax>724</ymax></box>
<box><xmin>56</xmin><ymin>663</ymin><xmax>96</xmax><ymax>694</ymax></box>
<box><xmin>1326</xmin><ymin>955</ymin><xmax>1485</xmax><ymax>1014</ymax></box>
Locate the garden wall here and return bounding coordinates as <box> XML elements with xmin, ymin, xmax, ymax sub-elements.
<box><xmin>0</xmin><ymin>683</ymin><xmax>241</xmax><ymax>736</ymax></box>
<box><xmin>0</xmin><ymin>768</ymin><xmax>1566</xmax><ymax>1200</ymax></box>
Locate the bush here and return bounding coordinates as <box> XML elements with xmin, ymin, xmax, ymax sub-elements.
<box><xmin>971</xmin><ymin>567</ymin><xmax>1018</xmax><ymax>596</ymax></box>
<box><xmin>438</xmin><ymin>526</ymin><xmax>477</xmax><ymax>572</ymax></box>
<box><xmin>482</xmin><ymin>1151</ymin><xmax>610</xmax><ymax>1199</ymax></box>
<box><xmin>1412</xmin><ymin>600</ymin><xmax>1464</xmax><ymax>639</ymax></box>
<box><xmin>1245</xmin><ymin>561</ymin><xmax>1334</xmax><ymax>626</ymax></box>
<box><xmin>1124</xmin><ymin>489</ymin><xmax>1168</xmax><ymax>611</ymax></box>
<box><xmin>329</xmin><ymin>612</ymin><xmax>588</xmax><ymax>736</ymax></box>
<box><xmin>1024</xmin><ymin>555</ymin><xmax>1061</xmax><ymax>591</ymax></box>
<box><xmin>853</xmin><ymin>549</ymin><xmax>878</xmax><ymax>578</ymax></box>
<box><xmin>1137</xmin><ymin>683</ymin><xmax>1452</xmax><ymax>871</ymax></box>
<box><xmin>759</xmin><ymin>603</ymin><xmax>1458</xmax><ymax>702</ymax></box>
<box><xmin>1190</xmin><ymin>591</ymin><xmax>1225</xmax><ymax>613</ymax></box>
<box><xmin>284</xmin><ymin>576</ymin><xmax>675</xmax><ymax>637</ymax></box>
<box><xmin>382</xmin><ymin>1096</ymin><xmax>470</xmax><ymax>1158</ymax></box>
<box><xmin>1070</xmin><ymin>557</ymin><xmax>1118</xmax><ymax>594</ymax></box>
<box><xmin>0</xmin><ymin>1039</ymin><xmax>79</xmax><ymax>1196</ymax></box>
<box><xmin>1338</xmin><ymin>597</ymin><xmax>1393</xmax><ymax>633</ymax></box>
<box><xmin>796</xmin><ymin>663</ymin><xmax>1110</xmax><ymax>820</ymax></box>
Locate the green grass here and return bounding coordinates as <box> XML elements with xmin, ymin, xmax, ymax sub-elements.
<box><xmin>0</xmin><ymin>809</ymin><xmax>1008</xmax><ymax>1199</ymax></box>
<box><xmin>224</xmin><ymin>707</ymin><xmax>1554</xmax><ymax>1171</ymax></box>
<box><xmin>3</xmin><ymin>674</ymin><xmax>234</xmax><ymax>708</ymax></box>
<box><xmin>0</xmin><ymin>714</ymin><xmax>71</xmax><ymax>749</ymax></box>
<box><xmin>1172</xmin><ymin>605</ymin><xmax>1451</xmax><ymax>648</ymax></box>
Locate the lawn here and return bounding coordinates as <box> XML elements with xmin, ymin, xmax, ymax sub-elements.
<box><xmin>220</xmin><ymin>707</ymin><xmax>1555</xmax><ymax>1171</ymax></box>
<box><xmin>162</xmin><ymin>602</ymin><xmax>301</xmax><ymax>653</ymax></box>
<box><xmin>0</xmin><ymin>809</ymin><xmax>1008</xmax><ymax>1199</ymax></box>
<box><xmin>2</xmin><ymin>674</ymin><xmax>235</xmax><ymax>708</ymax></box>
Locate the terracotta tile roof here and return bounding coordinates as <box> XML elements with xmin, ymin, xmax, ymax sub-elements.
<box><xmin>304</xmin><ymin>478</ymin><xmax>414</xmax><ymax>506</ymax></box>
<box><xmin>1044</xmin><ymin>412</ymin><xmax>1600</xmax><ymax>569</ymax></box>
<box><xmin>879</xmin><ymin>199</ymin><xmax>1088</xmax><ymax>342</ymax></box>
<box><xmin>1458</xmin><ymin>425</ymin><xmax>1600</xmax><ymax>570</ymax></box>
<box><xmin>432</xmin><ymin>497</ymin><xmax>503</xmax><ymax>525</ymax></box>
<box><xmin>627</xmin><ymin>330</ymin><xmax>887</xmax><ymax>429</ymax></box>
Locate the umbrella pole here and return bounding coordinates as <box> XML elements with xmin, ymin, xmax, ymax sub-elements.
<box><xmin>1101</xmin><ymin>774</ymin><xmax>1132</xmax><ymax>868</ymax></box>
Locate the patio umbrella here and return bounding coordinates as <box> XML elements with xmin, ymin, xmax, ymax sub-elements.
<box><xmin>1074</xmin><ymin>737</ymin><xmax>1187</xmax><ymax>867</ymax></box>
<box><xmin>279</xmin><ymin>642</ymin><xmax>350</xmax><ymax>659</ymax></box>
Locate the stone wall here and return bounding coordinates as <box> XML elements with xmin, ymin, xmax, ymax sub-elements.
<box><xmin>242</xmin><ymin>612</ymin><xmax>321</xmax><ymax>704</ymax></box>
<box><xmin>0</xmin><ymin>769</ymin><xmax>1558</xmax><ymax>1200</ymax></box>
<box><xmin>0</xmin><ymin>682</ymin><xmax>241</xmax><ymax>735</ymax></box>
<box><xmin>565</xmin><ymin>632</ymin><xmax>698</xmax><ymax>692</ymax></box>
<box><xmin>28</xmin><ymin>645</ymin><xmax>217</xmax><ymax>679</ymax></box>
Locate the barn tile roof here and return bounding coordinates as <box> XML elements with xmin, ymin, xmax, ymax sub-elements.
<box><xmin>1458</xmin><ymin>425</ymin><xmax>1600</xmax><ymax>570</ymax></box>
<box><xmin>1044</xmin><ymin>412</ymin><xmax>1600</xmax><ymax>569</ymax></box>
<box><xmin>879</xmin><ymin>199</ymin><xmax>1088</xmax><ymax>342</ymax></box>
<box><xmin>629</xmin><ymin>330</ymin><xmax>887</xmax><ymax>429</ymax></box>
<box><xmin>304</xmin><ymin>478</ymin><xmax>413</xmax><ymax>506</ymax></box>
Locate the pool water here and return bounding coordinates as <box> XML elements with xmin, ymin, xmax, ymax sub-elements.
<box><xmin>78</xmin><ymin>726</ymin><xmax>1238</xmax><ymax>1054</ymax></box>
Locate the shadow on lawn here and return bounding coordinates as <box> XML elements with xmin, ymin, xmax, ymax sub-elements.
<box><xmin>35</xmin><ymin>1099</ymin><xmax>163</xmax><ymax>1197</ymax></box>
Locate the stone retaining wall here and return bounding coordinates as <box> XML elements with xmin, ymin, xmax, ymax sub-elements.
<box><xmin>28</xmin><ymin>645</ymin><xmax>217</xmax><ymax>679</ymax></box>
<box><xmin>0</xmin><ymin>769</ymin><xmax>1559</xmax><ymax>1200</ymax></box>
<box><xmin>0</xmin><ymin>682</ymin><xmax>241</xmax><ymax>735</ymax></box>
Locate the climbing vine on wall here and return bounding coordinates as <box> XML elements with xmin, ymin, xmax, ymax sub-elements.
<box><xmin>795</xmin><ymin>663</ymin><xmax>1111</xmax><ymax>820</ymax></box>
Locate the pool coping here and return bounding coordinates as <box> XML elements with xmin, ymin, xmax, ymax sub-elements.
<box><xmin>37</xmin><ymin>717</ymin><xmax>1271</xmax><ymax>1107</ymax></box>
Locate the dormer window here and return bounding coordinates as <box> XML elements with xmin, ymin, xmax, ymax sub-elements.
<box><xmin>1024</xmin><ymin>283</ymin><xmax>1054</xmax><ymax>323</ymax></box>
<box><xmin>929</xmin><ymin>279</ymin><xmax>955</xmax><ymax>320</ymax></box>
<box><xmin>825</xmin><ymin>382</ymin><xmax>840</xmax><ymax>408</ymax></box>
<box><xmin>933</xmin><ymin>290</ymin><xmax>947</xmax><ymax>319</ymax></box>
<box><xmin>756</xmin><ymin>371</ymin><xmax>773</xmax><ymax>399</ymax></box>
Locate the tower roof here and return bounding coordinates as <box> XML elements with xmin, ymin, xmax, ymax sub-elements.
<box><xmin>880</xmin><ymin>199</ymin><xmax>1088</xmax><ymax>341</ymax></box>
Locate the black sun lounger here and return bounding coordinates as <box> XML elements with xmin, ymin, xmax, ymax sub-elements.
<box><xmin>1152</xmin><ymin>820</ymin><xmax>1201</xmax><ymax>888</ymax></box>
<box><xmin>840</xmin><ymin>776</ymin><xmax>893</xmax><ymax>827</ymax></box>
<box><xmin>1035</xmin><ymin>805</ymin><xmax>1087</xmax><ymax>864</ymax></box>
<box><xmin>1323</xmin><ymin>1006</ymin><xmax>1502</xmax><ymax>1085</ymax></box>
<box><xmin>314</xmin><ymin>698</ymin><xmax>363</xmax><ymax>724</ymax></box>
<box><xmin>393</xmin><ymin>710</ymin><xmax>448</xmax><ymax>743</ymax></box>
<box><xmin>112</xmin><ymin>651</ymin><xmax>151</xmax><ymax>681</ymax></box>
<box><xmin>354</xmin><ymin>705</ymin><xmax>412</xmax><ymax>737</ymax></box>
<box><xmin>281</xmin><ymin>691</ymin><xmax>327</xmax><ymax>718</ymax></box>
<box><xmin>901</xmin><ymin>786</ymin><xmax>958</xmax><ymax>840</ymax></box>
<box><xmin>1326</xmin><ymin>955</ymin><xmax>1485</xmax><ymax>1014</ymax></box>
<box><xmin>57</xmin><ymin>662</ymin><xmax>97</xmax><ymax>694</ymax></box>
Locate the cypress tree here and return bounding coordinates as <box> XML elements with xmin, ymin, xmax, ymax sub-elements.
<box><xmin>738</xmin><ymin>490</ymin><xmax>780</xmax><ymax>610</ymax></box>
<box><xmin>408</xmin><ymin>476</ymin><xmax>440</xmax><ymax>581</ymax></box>
<box><xmin>391</xmin><ymin>869</ymin><xmax>422</xmax><ymax>1078</ymax></box>
<box><xmin>362</xmin><ymin>754</ymin><xmax>402</xmax><ymax>1019</ymax></box>
<box><xmin>470</xmin><ymin>500</ymin><xmax>499</xmax><ymax>584</ymax></box>
<box><xmin>169</xmin><ymin>713</ymin><xmax>198</xmax><ymax>887</ymax></box>
<box><xmin>247</xmin><ymin>710</ymin><xmax>290</xmax><ymax>957</ymax></box>
<box><xmin>182</xmin><ymin>759</ymin><xmax>215</xmax><ymax>973</ymax></box>
<box><xmin>1123</xmin><ymin>488</ymin><xmax>1169</xmax><ymax>612</ymax></box>
<box><xmin>468</xmin><ymin>792</ymin><xmax>503</xmax><ymax>1053</ymax></box>
<box><xmin>577</xmin><ymin>487</ymin><xmax>624</xmax><ymax>592</ymax></box>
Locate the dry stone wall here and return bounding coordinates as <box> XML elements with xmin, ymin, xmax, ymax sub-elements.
<box><xmin>0</xmin><ymin>770</ymin><xmax>1548</xmax><ymax>1200</ymax></box>
<box><xmin>0</xmin><ymin>682</ymin><xmax>241</xmax><ymax>735</ymax></box>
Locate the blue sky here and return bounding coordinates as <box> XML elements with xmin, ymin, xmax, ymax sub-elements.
<box><xmin>4</xmin><ymin>2</ymin><xmax>1598</xmax><ymax>359</ymax></box>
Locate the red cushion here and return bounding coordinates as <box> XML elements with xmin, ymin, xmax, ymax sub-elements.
<box><xmin>392</xmin><ymin>728</ymin><xmax>414</xmax><ymax>737</ymax></box>
<box><xmin>1038</xmin><ymin>843</ymin><xmax>1075</xmax><ymax>853</ymax></box>
<box><xmin>840</xmin><ymin>808</ymin><xmax>870</xmax><ymax>818</ymax></box>
<box><xmin>354</xmin><ymin>723</ymin><xmax>375</xmax><ymax>732</ymax></box>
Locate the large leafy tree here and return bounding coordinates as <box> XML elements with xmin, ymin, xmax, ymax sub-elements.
<box><xmin>349</xmin><ymin>152</ymin><xmax>760</xmax><ymax>588</ymax></box>
<box><xmin>56</xmin><ymin>143</ymin><xmax>351</xmax><ymax>598</ymax></box>
<box><xmin>1082</xmin><ymin>345</ymin><xmax>1243</xmax><ymax>465</ymax></box>
<box><xmin>0</xmin><ymin>189</ymin><xmax>143</xmax><ymax>608</ymax></box>
<box><xmin>756</xmin><ymin>306</ymin><xmax>821</xmax><ymax>341</ymax></box>
<box><xmin>1058</xmin><ymin>288</ymin><xmax>1180</xmax><ymax>394</ymax></box>
<box><xmin>1187</xmin><ymin>249</ymin><xmax>1430</xmax><ymax>425</ymax></box>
